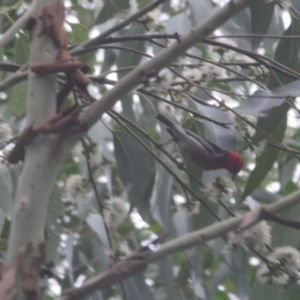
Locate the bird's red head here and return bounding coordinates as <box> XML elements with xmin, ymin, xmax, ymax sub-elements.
<box><xmin>224</xmin><ymin>151</ymin><xmax>244</xmax><ymax>176</ymax></box>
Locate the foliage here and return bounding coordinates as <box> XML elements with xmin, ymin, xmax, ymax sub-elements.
<box><xmin>1</xmin><ymin>0</ymin><xmax>300</xmax><ymax>299</ymax></box>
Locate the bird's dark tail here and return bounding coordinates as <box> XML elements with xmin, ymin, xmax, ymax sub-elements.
<box><xmin>156</xmin><ymin>114</ymin><xmax>175</xmax><ymax>128</ymax></box>
<box><xmin>156</xmin><ymin>114</ymin><xmax>178</xmax><ymax>140</ymax></box>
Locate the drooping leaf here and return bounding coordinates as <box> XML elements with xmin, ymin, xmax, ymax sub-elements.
<box><xmin>117</xmin><ymin>27</ymin><xmax>145</xmax><ymax>77</ymax></box>
<box><xmin>69</xmin><ymin>23</ymin><xmax>89</xmax><ymax>44</ymax></box>
<box><xmin>0</xmin><ymin>165</ymin><xmax>13</xmax><ymax>218</ymax></box>
<box><xmin>8</xmin><ymin>81</ymin><xmax>27</xmax><ymax>118</ymax></box>
<box><xmin>86</xmin><ymin>213</ymin><xmax>110</xmax><ymax>247</ymax></box>
<box><xmin>235</xmin><ymin>79</ymin><xmax>300</xmax><ymax>117</ymax></box>
<box><xmin>208</xmin><ymin>262</ymin><xmax>232</xmax><ymax>298</ymax></box>
<box><xmin>231</xmin><ymin>246</ymin><xmax>249</xmax><ymax>300</ymax></box>
<box><xmin>96</xmin><ymin>0</ymin><xmax>130</xmax><ymax>24</ymax></box>
<box><xmin>151</xmin><ymin>164</ymin><xmax>176</xmax><ymax>236</ymax></box>
<box><xmin>250</xmin><ymin>2</ymin><xmax>275</xmax><ymax>50</ymax></box>
<box><xmin>14</xmin><ymin>32</ymin><xmax>29</xmax><ymax>65</ymax></box>
<box><xmin>188</xmin><ymin>0</ymin><xmax>213</xmax><ymax>27</ymax></box>
<box><xmin>157</xmin><ymin>258</ymin><xmax>182</xmax><ymax>300</ymax></box>
<box><xmin>123</xmin><ymin>275</ymin><xmax>155</xmax><ymax>300</ymax></box>
<box><xmin>253</xmin><ymin>17</ymin><xmax>300</xmax><ymax>142</ymax></box>
<box><xmin>243</xmin><ymin>117</ymin><xmax>286</xmax><ymax>197</ymax></box>
<box><xmin>113</xmin><ymin>131</ymin><xmax>155</xmax><ymax>221</ymax></box>
<box><xmin>48</xmin><ymin>183</ymin><xmax>64</xmax><ymax>220</ymax></box>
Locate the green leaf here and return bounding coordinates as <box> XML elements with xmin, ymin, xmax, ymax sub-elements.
<box><xmin>46</xmin><ymin>230</ymin><xmax>60</xmax><ymax>263</ymax></box>
<box><xmin>279</xmin><ymin>157</ymin><xmax>297</xmax><ymax>190</ymax></box>
<box><xmin>117</xmin><ymin>27</ymin><xmax>145</xmax><ymax>76</ymax></box>
<box><xmin>69</xmin><ymin>23</ymin><xmax>89</xmax><ymax>44</ymax></box>
<box><xmin>48</xmin><ymin>184</ymin><xmax>64</xmax><ymax>220</ymax></box>
<box><xmin>253</xmin><ymin>17</ymin><xmax>300</xmax><ymax>142</ymax></box>
<box><xmin>0</xmin><ymin>166</ymin><xmax>13</xmax><ymax>218</ymax></box>
<box><xmin>231</xmin><ymin>246</ymin><xmax>249</xmax><ymax>299</ymax></box>
<box><xmin>113</xmin><ymin>131</ymin><xmax>155</xmax><ymax>220</ymax></box>
<box><xmin>249</xmin><ymin>282</ymin><xmax>282</xmax><ymax>300</ymax></box>
<box><xmin>101</xmin><ymin>49</ymin><xmax>116</xmax><ymax>73</ymax></box>
<box><xmin>276</xmin><ymin>284</ymin><xmax>300</xmax><ymax>300</ymax></box>
<box><xmin>250</xmin><ymin>2</ymin><xmax>275</xmax><ymax>50</ymax></box>
<box><xmin>243</xmin><ymin>117</ymin><xmax>286</xmax><ymax>197</ymax></box>
<box><xmin>158</xmin><ymin>258</ymin><xmax>182</xmax><ymax>300</ymax></box>
<box><xmin>96</xmin><ymin>0</ymin><xmax>130</xmax><ymax>24</ymax></box>
<box><xmin>8</xmin><ymin>81</ymin><xmax>27</xmax><ymax>118</ymax></box>
<box><xmin>151</xmin><ymin>164</ymin><xmax>176</xmax><ymax>235</ymax></box>
<box><xmin>272</xmin><ymin>203</ymin><xmax>300</xmax><ymax>248</ymax></box>
<box><xmin>123</xmin><ymin>275</ymin><xmax>155</xmax><ymax>300</ymax></box>
<box><xmin>14</xmin><ymin>32</ymin><xmax>29</xmax><ymax>65</ymax></box>
<box><xmin>86</xmin><ymin>213</ymin><xmax>110</xmax><ymax>247</ymax></box>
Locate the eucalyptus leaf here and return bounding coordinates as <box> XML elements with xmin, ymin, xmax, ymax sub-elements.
<box><xmin>0</xmin><ymin>165</ymin><xmax>13</xmax><ymax>218</ymax></box>
<box><xmin>250</xmin><ymin>2</ymin><xmax>275</xmax><ymax>50</ymax></box>
<box><xmin>96</xmin><ymin>0</ymin><xmax>130</xmax><ymax>24</ymax></box>
<box><xmin>86</xmin><ymin>213</ymin><xmax>110</xmax><ymax>247</ymax></box>
<box><xmin>243</xmin><ymin>117</ymin><xmax>286</xmax><ymax>198</ymax></box>
<box><xmin>235</xmin><ymin>79</ymin><xmax>300</xmax><ymax>117</ymax></box>
<box><xmin>113</xmin><ymin>131</ymin><xmax>155</xmax><ymax>221</ymax></box>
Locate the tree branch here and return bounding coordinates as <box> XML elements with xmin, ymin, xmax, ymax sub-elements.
<box><xmin>56</xmin><ymin>189</ymin><xmax>300</xmax><ymax>299</ymax></box>
<box><xmin>79</xmin><ymin>0</ymin><xmax>257</xmax><ymax>129</ymax></box>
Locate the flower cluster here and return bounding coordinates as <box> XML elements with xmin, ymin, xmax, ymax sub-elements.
<box><xmin>226</xmin><ymin>113</ymin><xmax>266</xmax><ymax>157</ymax></box>
<box><xmin>240</xmin><ymin>221</ymin><xmax>272</xmax><ymax>252</ymax></box>
<box><xmin>203</xmin><ymin>176</ymin><xmax>236</xmax><ymax>203</ymax></box>
<box><xmin>177</xmin><ymin>200</ymin><xmax>201</xmax><ymax>216</ymax></box>
<box><xmin>176</xmin><ymin>64</ymin><xmax>224</xmax><ymax>91</ymax></box>
<box><xmin>105</xmin><ymin>241</ymin><xmax>132</xmax><ymax>262</ymax></box>
<box><xmin>72</xmin><ymin>141</ymin><xmax>102</xmax><ymax>168</ymax></box>
<box><xmin>103</xmin><ymin>197</ymin><xmax>128</xmax><ymax>229</ymax></box>
<box><xmin>0</xmin><ymin>122</ymin><xmax>13</xmax><ymax>142</ymax></box>
<box><xmin>207</xmin><ymin>38</ymin><xmax>237</xmax><ymax>62</ymax></box>
<box><xmin>65</xmin><ymin>174</ymin><xmax>89</xmax><ymax>205</ymax></box>
<box><xmin>257</xmin><ymin>246</ymin><xmax>300</xmax><ymax>285</ymax></box>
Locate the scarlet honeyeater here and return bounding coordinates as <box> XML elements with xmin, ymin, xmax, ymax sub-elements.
<box><xmin>157</xmin><ymin>114</ymin><xmax>243</xmax><ymax>176</ymax></box>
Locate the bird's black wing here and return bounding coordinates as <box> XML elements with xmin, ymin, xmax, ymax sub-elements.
<box><xmin>185</xmin><ymin>129</ymin><xmax>225</xmax><ymax>156</ymax></box>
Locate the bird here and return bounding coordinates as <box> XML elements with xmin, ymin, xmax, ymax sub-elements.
<box><xmin>156</xmin><ymin>114</ymin><xmax>243</xmax><ymax>177</ymax></box>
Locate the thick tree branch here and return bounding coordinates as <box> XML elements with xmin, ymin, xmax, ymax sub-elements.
<box><xmin>6</xmin><ymin>0</ymin><xmax>64</xmax><ymax>267</ymax></box>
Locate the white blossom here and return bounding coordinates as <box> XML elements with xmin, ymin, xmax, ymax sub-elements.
<box><xmin>105</xmin><ymin>241</ymin><xmax>132</xmax><ymax>261</ymax></box>
<box><xmin>203</xmin><ymin>176</ymin><xmax>236</xmax><ymax>203</ymax></box>
<box><xmin>226</xmin><ymin>113</ymin><xmax>255</xmax><ymax>141</ymax></box>
<box><xmin>0</xmin><ymin>122</ymin><xmax>13</xmax><ymax>142</ymax></box>
<box><xmin>177</xmin><ymin>200</ymin><xmax>201</xmax><ymax>216</ymax></box>
<box><xmin>104</xmin><ymin>197</ymin><xmax>128</xmax><ymax>229</ymax></box>
<box><xmin>240</xmin><ymin>221</ymin><xmax>272</xmax><ymax>252</ymax></box>
<box><xmin>245</xmin><ymin>140</ymin><xmax>267</xmax><ymax>158</ymax></box>
<box><xmin>72</xmin><ymin>142</ymin><xmax>102</xmax><ymax>167</ymax></box>
<box><xmin>117</xmin><ymin>241</ymin><xmax>132</xmax><ymax>258</ymax></box>
<box><xmin>72</xmin><ymin>143</ymin><xmax>85</xmax><ymax>160</ymax></box>
<box><xmin>257</xmin><ymin>246</ymin><xmax>300</xmax><ymax>285</ymax></box>
<box><xmin>88</xmin><ymin>143</ymin><xmax>102</xmax><ymax>167</ymax></box>
<box><xmin>207</xmin><ymin>38</ymin><xmax>237</xmax><ymax>62</ymax></box>
<box><xmin>235</xmin><ymin>54</ymin><xmax>256</xmax><ymax>64</ymax></box>
<box><xmin>271</xmin><ymin>246</ymin><xmax>300</xmax><ymax>273</ymax></box>
<box><xmin>138</xmin><ymin>8</ymin><xmax>161</xmax><ymax>31</ymax></box>
<box><xmin>257</xmin><ymin>258</ymin><xmax>289</xmax><ymax>285</ymax></box>
<box><xmin>157</xmin><ymin>68</ymin><xmax>174</xmax><ymax>88</ymax></box>
<box><xmin>158</xmin><ymin>101</ymin><xmax>175</xmax><ymax>115</ymax></box>
<box><xmin>182</xmin><ymin>68</ymin><xmax>203</xmax><ymax>82</ymax></box>
<box><xmin>201</xmin><ymin>62</ymin><xmax>224</xmax><ymax>83</ymax></box>
<box><xmin>65</xmin><ymin>174</ymin><xmax>88</xmax><ymax>204</ymax></box>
